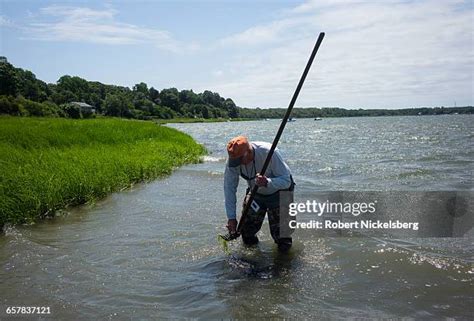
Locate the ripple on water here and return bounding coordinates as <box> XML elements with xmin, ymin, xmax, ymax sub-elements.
<box><xmin>1</xmin><ymin>116</ymin><xmax>472</xmax><ymax>319</ymax></box>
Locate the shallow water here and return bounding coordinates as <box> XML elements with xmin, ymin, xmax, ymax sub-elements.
<box><xmin>1</xmin><ymin>115</ymin><xmax>472</xmax><ymax>319</ymax></box>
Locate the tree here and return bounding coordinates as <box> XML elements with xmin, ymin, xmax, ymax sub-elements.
<box><xmin>0</xmin><ymin>95</ymin><xmax>20</xmax><ymax>115</ymax></box>
<box><xmin>104</xmin><ymin>94</ymin><xmax>131</xmax><ymax>117</ymax></box>
<box><xmin>201</xmin><ymin>105</ymin><xmax>209</xmax><ymax>119</ymax></box>
<box><xmin>133</xmin><ymin>92</ymin><xmax>154</xmax><ymax>113</ymax></box>
<box><xmin>62</xmin><ymin>103</ymin><xmax>82</xmax><ymax>119</ymax></box>
<box><xmin>88</xmin><ymin>93</ymin><xmax>102</xmax><ymax>112</ymax></box>
<box><xmin>201</xmin><ymin>90</ymin><xmax>223</xmax><ymax>108</ymax></box>
<box><xmin>16</xmin><ymin>70</ymin><xmax>42</xmax><ymax>101</ymax></box>
<box><xmin>50</xmin><ymin>89</ymin><xmax>77</xmax><ymax>105</ymax></box>
<box><xmin>224</xmin><ymin>98</ymin><xmax>238</xmax><ymax>118</ymax></box>
<box><xmin>151</xmin><ymin>105</ymin><xmax>175</xmax><ymax>119</ymax></box>
<box><xmin>133</xmin><ymin>82</ymin><xmax>149</xmax><ymax>96</ymax></box>
<box><xmin>149</xmin><ymin>87</ymin><xmax>160</xmax><ymax>103</ymax></box>
<box><xmin>0</xmin><ymin>62</ymin><xmax>18</xmax><ymax>96</ymax></box>
<box><xmin>160</xmin><ymin>88</ymin><xmax>180</xmax><ymax>113</ymax></box>
<box><xmin>0</xmin><ymin>59</ymin><xmax>252</xmax><ymax>120</ymax></box>
<box><xmin>57</xmin><ymin>75</ymin><xmax>90</xmax><ymax>102</ymax></box>
<box><xmin>179</xmin><ymin>89</ymin><xmax>200</xmax><ymax>105</ymax></box>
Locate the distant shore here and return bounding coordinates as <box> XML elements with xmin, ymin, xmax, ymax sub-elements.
<box><xmin>154</xmin><ymin>117</ymin><xmax>252</xmax><ymax>124</ymax></box>
<box><xmin>0</xmin><ymin>117</ymin><xmax>206</xmax><ymax>230</ymax></box>
<box><xmin>237</xmin><ymin>106</ymin><xmax>473</xmax><ymax>119</ymax></box>
<box><xmin>155</xmin><ymin>111</ymin><xmax>474</xmax><ymax>125</ymax></box>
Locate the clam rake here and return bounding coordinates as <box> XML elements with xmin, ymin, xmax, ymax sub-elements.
<box><xmin>218</xmin><ymin>32</ymin><xmax>326</xmax><ymax>243</ymax></box>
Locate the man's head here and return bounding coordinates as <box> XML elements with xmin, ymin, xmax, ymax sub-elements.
<box><xmin>227</xmin><ymin>136</ymin><xmax>253</xmax><ymax>167</ymax></box>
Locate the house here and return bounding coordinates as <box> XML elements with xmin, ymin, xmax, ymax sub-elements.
<box><xmin>70</xmin><ymin>102</ymin><xmax>96</xmax><ymax>114</ymax></box>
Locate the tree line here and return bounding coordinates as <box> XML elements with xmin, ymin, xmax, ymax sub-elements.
<box><xmin>0</xmin><ymin>57</ymin><xmax>472</xmax><ymax>120</ymax></box>
<box><xmin>0</xmin><ymin>58</ymin><xmax>238</xmax><ymax>119</ymax></box>
<box><xmin>239</xmin><ymin>106</ymin><xmax>473</xmax><ymax>118</ymax></box>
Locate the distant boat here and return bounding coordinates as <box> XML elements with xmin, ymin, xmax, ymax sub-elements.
<box><xmin>314</xmin><ymin>117</ymin><xmax>322</xmax><ymax>121</ymax></box>
<box><xmin>287</xmin><ymin>117</ymin><xmax>296</xmax><ymax>122</ymax></box>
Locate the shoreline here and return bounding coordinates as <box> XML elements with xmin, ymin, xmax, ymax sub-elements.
<box><xmin>156</xmin><ymin>113</ymin><xmax>474</xmax><ymax>125</ymax></box>
<box><xmin>154</xmin><ymin>117</ymin><xmax>253</xmax><ymax>124</ymax></box>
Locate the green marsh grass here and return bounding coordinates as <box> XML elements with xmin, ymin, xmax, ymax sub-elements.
<box><xmin>0</xmin><ymin>117</ymin><xmax>206</xmax><ymax>227</ymax></box>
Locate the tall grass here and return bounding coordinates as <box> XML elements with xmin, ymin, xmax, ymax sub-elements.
<box><xmin>0</xmin><ymin>117</ymin><xmax>206</xmax><ymax>227</ymax></box>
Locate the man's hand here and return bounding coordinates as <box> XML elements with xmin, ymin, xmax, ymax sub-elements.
<box><xmin>256</xmin><ymin>174</ymin><xmax>268</xmax><ymax>187</ymax></box>
<box><xmin>227</xmin><ymin>219</ymin><xmax>237</xmax><ymax>234</ymax></box>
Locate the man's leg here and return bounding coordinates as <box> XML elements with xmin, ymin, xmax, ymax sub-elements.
<box><xmin>267</xmin><ymin>208</ymin><xmax>292</xmax><ymax>252</ymax></box>
<box><xmin>268</xmin><ymin>190</ymin><xmax>295</xmax><ymax>252</ymax></box>
<box><xmin>240</xmin><ymin>196</ymin><xmax>265</xmax><ymax>246</ymax></box>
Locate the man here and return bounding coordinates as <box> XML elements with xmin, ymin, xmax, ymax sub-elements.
<box><xmin>224</xmin><ymin>135</ymin><xmax>295</xmax><ymax>252</ymax></box>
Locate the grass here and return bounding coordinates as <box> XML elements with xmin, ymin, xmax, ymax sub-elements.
<box><xmin>0</xmin><ymin>116</ymin><xmax>206</xmax><ymax>227</ymax></box>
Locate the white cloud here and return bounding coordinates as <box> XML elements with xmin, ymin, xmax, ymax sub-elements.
<box><xmin>23</xmin><ymin>5</ymin><xmax>186</xmax><ymax>52</ymax></box>
<box><xmin>207</xmin><ymin>0</ymin><xmax>473</xmax><ymax>108</ymax></box>
<box><xmin>0</xmin><ymin>15</ymin><xmax>14</xmax><ymax>27</ymax></box>
<box><xmin>212</xmin><ymin>70</ymin><xmax>224</xmax><ymax>77</ymax></box>
<box><xmin>8</xmin><ymin>1</ymin><xmax>471</xmax><ymax>108</ymax></box>
<box><xmin>220</xmin><ymin>17</ymin><xmax>306</xmax><ymax>46</ymax></box>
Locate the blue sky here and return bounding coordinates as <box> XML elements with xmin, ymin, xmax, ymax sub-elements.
<box><xmin>0</xmin><ymin>0</ymin><xmax>472</xmax><ymax>109</ymax></box>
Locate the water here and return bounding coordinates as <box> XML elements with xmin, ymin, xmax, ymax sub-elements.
<box><xmin>1</xmin><ymin>115</ymin><xmax>473</xmax><ymax>319</ymax></box>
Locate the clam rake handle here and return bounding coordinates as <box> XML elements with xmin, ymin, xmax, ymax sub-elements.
<box><xmin>235</xmin><ymin>32</ymin><xmax>326</xmax><ymax>237</ymax></box>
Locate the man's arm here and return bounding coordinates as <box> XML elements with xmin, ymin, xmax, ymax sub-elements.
<box><xmin>224</xmin><ymin>164</ymin><xmax>240</xmax><ymax>219</ymax></box>
<box><xmin>265</xmin><ymin>149</ymin><xmax>292</xmax><ymax>189</ymax></box>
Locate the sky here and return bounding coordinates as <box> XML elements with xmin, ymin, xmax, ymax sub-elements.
<box><xmin>0</xmin><ymin>0</ymin><xmax>472</xmax><ymax>109</ymax></box>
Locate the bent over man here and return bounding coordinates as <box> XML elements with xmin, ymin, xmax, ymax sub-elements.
<box><xmin>224</xmin><ymin>135</ymin><xmax>295</xmax><ymax>252</ymax></box>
